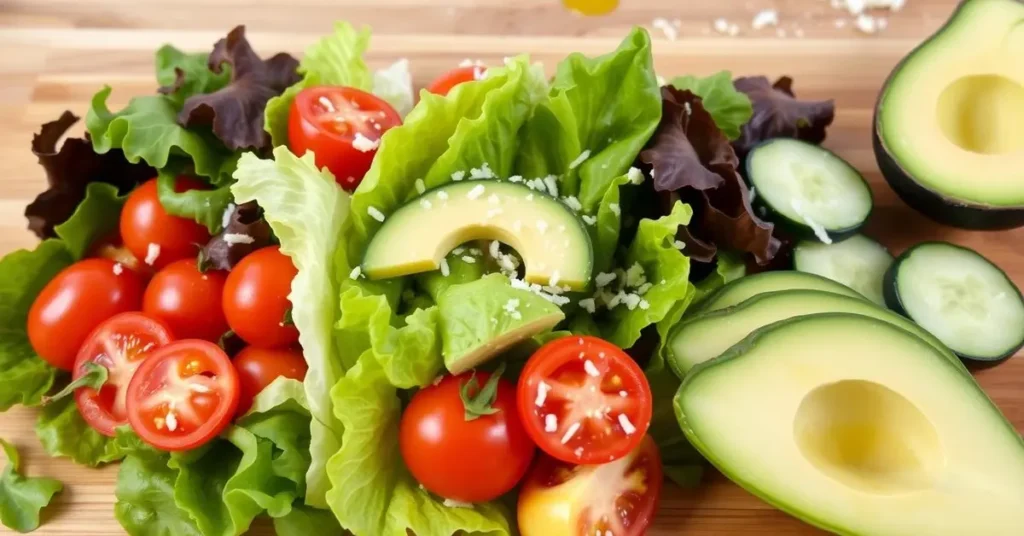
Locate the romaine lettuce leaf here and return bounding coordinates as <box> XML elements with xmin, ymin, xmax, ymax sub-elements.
<box><xmin>325</xmin><ymin>356</ymin><xmax>511</xmax><ymax>536</ymax></box>
<box><xmin>264</xmin><ymin>22</ymin><xmax>373</xmax><ymax>147</ymax></box>
<box><xmin>35</xmin><ymin>395</ymin><xmax>123</xmax><ymax>467</ymax></box>
<box><xmin>231</xmin><ymin>148</ymin><xmax>349</xmax><ymax>508</ymax></box>
<box><xmin>0</xmin><ymin>439</ymin><xmax>63</xmax><ymax>533</ymax></box>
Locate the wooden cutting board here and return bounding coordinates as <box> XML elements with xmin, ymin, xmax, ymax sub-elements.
<box><xmin>1</xmin><ymin>1</ymin><xmax>1022</xmax><ymax>534</ymax></box>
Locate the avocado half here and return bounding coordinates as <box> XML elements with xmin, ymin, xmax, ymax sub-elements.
<box><xmin>873</xmin><ymin>0</ymin><xmax>1024</xmax><ymax>230</ymax></box>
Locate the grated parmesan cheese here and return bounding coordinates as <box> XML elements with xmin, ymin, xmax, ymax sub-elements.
<box><xmin>415</xmin><ymin>178</ymin><xmax>426</xmax><ymax>194</ymax></box>
<box><xmin>352</xmin><ymin>133</ymin><xmax>380</xmax><ymax>153</ymax></box>
<box><xmin>578</xmin><ymin>298</ymin><xmax>596</xmax><ymax>313</ymax></box>
<box><xmin>627</xmin><ymin>167</ymin><xmax>644</xmax><ymax>185</ymax></box>
<box><xmin>367</xmin><ymin>206</ymin><xmax>386</xmax><ymax>222</ymax></box>
<box><xmin>221</xmin><ymin>203</ymin><xmax>236</xmax><ymax>229</ymax></box>
<box><xmin>451</xmin><ymin>170</ymin><xmax>466</xmax><ymax>182</ymax></box>
<box><xmin>112</xmin><ymin>263</ymin><xmax>124</xmax><ymax>275</ymax></box>
<box><xmin>461</xmin><ymin>255</ymin><xmax>477</xmax><ymax>264</ymax></box>
<box><xmin>595</xmin><ymin>272</ymin><xmax>617</xmax><ymax>287</ymax></box>
<box><xmin>609</xmin><ymin>203</ymin><xmax>620</xmax><ymax>216</ymax></box>
<box><xmin>469</xmin><ymin>163</ymin><xmax>495</xmax><ymax>180</ymax></box>
<box><xmin>562</xmin><ymin>196</ymin><xmax>582</xmax><ymax>212</ymax></box>
<box><xmin>582</xmin><ymin>215</ymin><xmax>597</xmax><ymax>226</ymax></box>
<box><xmin>544</xmin><ymin>414</ymin><xmax>558</xmax><ymax>432</ymax></box>
<box><xmin>223</xmin><ymin>233</ymin><xmax>255</xmax><ymax>245</ymax></box>
<box><xmin>618</xmin><ymin>414</ymin><xmax>637</xmax><ymax>435</ymax></box>
<box><xmin>350</xmin><ymin>266</ymin><xmax>363</xmax><ymax>280</ymax></box>
<box><xmin>790</xmin><ymin>199</ymin><xmax>832</xmax><ymax>244</ymax></box>
<box><xmin>466</xmin><ymin>184</ymin><xmax>486</xmax><ymax>200</ymax></box>
<box><xmin>440</xmin><ymin>258</ymin><xmax>450</xmax><ymax>276</ymax></box>
<box><xmin>535</xmin><ymin>381</ymin><xmax>551</xmax><ymax>406</ymax></box>
<box><xmin>542</xmin><ymin>175</ymin><xmax>559</xmax><ymax>197</ymax></box>
<box><xmin>568</xmin><ymin>150</ymin><xmax>591</xmax><ymax>170</ymax></box>
<box><xmin>144</xmin><ymin>243</ymin><xmax>161</xmax><ymax>266</ymax></box>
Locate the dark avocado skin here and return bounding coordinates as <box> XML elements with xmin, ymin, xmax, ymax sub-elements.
<box><xmin>883</xmin><ymin>241</ymin><xmax>1024</xmax><ymax>365</ymax></box>
<box><xmin>743</xmin><ymin>140</ymin><xmax>871</xmax><ymax>243</ymax></box>
<box><xmin>872</xmin><ymin>0</ymin><xmax>1024</xmax><ymax>231</ymax></box>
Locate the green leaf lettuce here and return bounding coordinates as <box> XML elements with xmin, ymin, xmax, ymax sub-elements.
<box><xmin>0</xmin><ymin>439</ymin><xmax>63</xmax><ymax>533</ymax></box>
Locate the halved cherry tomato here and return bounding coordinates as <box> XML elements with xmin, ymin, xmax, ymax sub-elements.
<box><xmin>143</xmin><ymin>259</ymin><xmax>229</xmax><ymax>342</ymax></box>
<box><xmin>399</xmin><ymin>370</ymin><xmax>535</xmax><ymax>503</ymax></box>
<box><xmin>233</xmin><ymin>346</ymin><xmax>308</xmax><ymax>416</ymax></box>
<box><xmin>518</xmin><ymin>435</ymin><xmax>663</xmax><ymax>536</ymax></box>
<box><xmin>426</xmin><ymin>64</ymin><xmax>487</xmax><ymax>96</ymax></box>
<box><xmin>222</xmin><ymin>246</ymin><xmax>299</xmax><ymax>349</ymax></box>
<box><xmin>73</xmin><ymin>313</ymin><xmax>173</xmax><ymax>437</ymax></box>
<box><xmin>288</xmin><ymin>86</ymin><xmax>402</xmax><ymax>191</ymax></box>
<box><xmin>517</xmin><ymin>336</ymin><xmax>652</xmax><ymax>465</ymax></box>
<box><xmin>120</xmin><ymin>177</ymin><xmax>211</xmax><ymax>271</ymax></box>
<box><xmin>28</xmin><ymin>258</ymin><xmax>146</xmax><ymax>370</ymax></box>
<box><xmin>126</xmin><ymin>340</ymin><xmax>239</xmax><ymax>451</ymax></box>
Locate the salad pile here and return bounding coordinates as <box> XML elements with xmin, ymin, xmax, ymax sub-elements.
<box><xmin>0</xmin><ymin>21</ymin><xmax>840</xmax><ymax>536</ymax></box>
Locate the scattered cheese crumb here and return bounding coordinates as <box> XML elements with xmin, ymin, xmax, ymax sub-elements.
<box><xmin>751</xmin><ymin>9</ymin><xmax>779</xmax><ymax>29</ymax></box>
<box><xmin>609</xmin><ymin>203</ymin><xmax>620</xmax><ymax>216</ymax></box>
<box><xmin>790</xmin><ymin>199</ymin><xmax>832</xmax><ymax>244</ymax></box>
<box><xmin>568</xmin><ymin>150</ymin><xmax>591</xmax><ymax>170</ymax></box>
<box><xmin>453</xmin><ymin>247</ymin><xmax>466</xmax><ymax>255</ymax></box>
<box><xmin>165</xmin><ymin>411</ymin><xmax>178</xmax><ymax>432</ymax></box>
<box><xmin>440</xmin><ymin>258</ymin><xmax>450</xmax><ymax>276</ymax></box>
<box><xmin>489</xmin><ymin>241</ymin><xmax>501</xmax><ymax>259</ymax></box>
<box><xmin>461</xmin><ymin>255</ymin><xmax>477</xmax><ymax>264</ymax></box>
<box><xmin>221</xmin><ymin>203</ymin><xmax>236</xmax><ymax>229</ymax></box>
<box><xmin>639</xmin><ymin>299</ymin><xmax>651</xmax><ymax>310</ymax></box>
<box><xmin>618</xmin><ymin>414</ymin><xmax>637</xmax><ymax>435</ymax></box>
<box><xmin>470</xmin><ymin>163</ymin><xmax>496</xmax><ymax>180</ymax></box>
<box><xmin>542</xmin><ymin>175</ymin><xmax>559</xmax><ymax>197</ymax></box>
<box><xmin>420</xmin><ymin>198</ymin><xmax>433</xmax><ymax>209</ymax></box>
<box><xmin>415</xmin><ymin>179</ymin><xmax>426</xmax><ymax>194</ymax></box>
<box><xmin>562</xmin><ymin>196</ymin><xmax>582</xmax><ymax>212</ymax></box>
<box><xmin>549</xmin><ymin>270</ymin><xmax>561</xmax><ymax>287</ymax></box>
<box><xmin>578</xmin><ymin>298</ymin><xmax>596</xmax><ymax>313</ymax></box>
<box><xmin>582</xmin><ymin>215</ymin><xmax>597</xmax><ymax>226</ymax></box>
<box><xmin>112</xmin><ymin>263</ymin><xmax>124</xmax><ymax>275</ymax></box>
<box><xmin>584</xmin><ymin>359</ymin><xmax>601</xmax><ymax>377</ymax></box>
<box><xmin>466</xmin><ymin>184</ymin><xmax>486</xmax><ymax>200</ymax></box>
<box><xmin>367</xmin><ymin>206</ymin><xmax>386</xmax><ymax>222</ymax></box>
<box><xmin>451</xmin><ymin>171</ymin><xmax>466</xmax><ymax>182</ymax></box>
<box><xmin>352</xmin><ymin>133</ymin><xmax>380</xmax><ymax>153</ymax></box>
<box><xmin>627</xmin><ymin>167</ymin><xmax>644</xmax><ymax>185</ymax></box>
<box><xmin>437</xmin><ymin>190</ymin><xmax>449</xmax><ymax>201</ymax></box>
<box><xmin>223</xmin><ymin>233</ymin><xmax>255</xmax><ymax>245</ymax></box>
<box><xmin>625</xmin><ymin>263</ymin><xmax>647</xmax><ymax>287</ymax></box>
<box><xmin>560</xmin><ymin>422</ymin><xmax>581</xmax><ymax>444</ymax></box>
<box><xmin>637</xmin><ymin>282</ymin><xmax>654</xmax><ymax>295</ymax></box>
<box><xmin>673</xmin><ymin>240</ymin><xmax>686</xmax><ymax>250</ymax></box>
<box><xmin>508</xmin><ymin>175</ymin><xmax>523</xmax><ymax>183</ymax></box>
<box><xmin>144</xmin><ymin>243</ymin><xmax>161</xmax><ymax>266</ymax></box>
<box><xmin>350</xmin><ymin>266</ymin><xmax>363</xmax><ymax>280</ymax></box>
<box><xmin>622</xmin><ymin>293</ymin><xmax>642</xmax><ymax>311</ymax></box>
<box><xmin>544</xmin><ymin>414</ymin><xmax>558</xmax><ymax>432</ymax></box>
<box><xmin>595</xmin><ymin>272</ymin><xmax>617</xmax><ymax>287</ymax></box>
<box><xmin>651</xmin><ymin>18</ymin><xmax>681</xmax><ymax>41</ymax></box>
<box><xmin>443</xmin><ymin>499</ymin><xmax>474</xmax><ymax>509</ymax></box>
<box><xmin>536</xmin><ymin>220</ymin><xmax>549</xmax><ymax>234</ymax></box>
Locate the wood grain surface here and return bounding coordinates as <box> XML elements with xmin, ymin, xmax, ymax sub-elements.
<box><xmin>1</xmin><ymin>1</ymin><xmax>1022</xmax><ymax>534</ymax></box>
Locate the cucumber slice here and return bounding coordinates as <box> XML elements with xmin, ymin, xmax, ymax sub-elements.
<box><xmin>885</xmin><ymin>241</ymin><xmax>1024</xmax><ymax>362</ymax></box>
<box><xmin>746</xmin><ymin>139</ymin><xmax>872</xmax><ymax>243</ymax></box>
<box><xmin>794</xmin><ymin>234</ymin><xmax>893</xmax><ymax>306</ymax></box>
<box><xmin>695</xmin><ymin>271</ymin><xmax>866</xmax><ymax>314</ymax></box>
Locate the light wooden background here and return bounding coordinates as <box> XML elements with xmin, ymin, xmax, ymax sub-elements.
<box><xmin>1</xmin><ymin>0</ymin><xmax>1022</xmax><ymax>534</ymax></box>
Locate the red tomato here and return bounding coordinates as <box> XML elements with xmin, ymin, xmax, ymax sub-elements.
<box><xmin>143</xmin><ymin>259</ymin><xmax>229</xmax><ymax>342</ymax></box>
<box><xmin>288</xmin><ymin>86</ymin><xmax>402</xmax><ymax>191</ymax></box>
<box><xmin>517</xmin><ymin>336</ymin><xmax>653</xmax><ymax>465</ymax></box>
<box><xmin>28</xmin><ymin>259</ymin><xmax>146</xmax><ymax>370</ymax></box>
<box><xmin>233</xmin><ymin>346</ymin><xmax>308</xmax><ymax>415</ymax></box>
<box><xmin>126</xmin><ymin>340</ymin><xmax>239</xmax><ymax>451</ymax></box>
<box><xmin>89</xmin><ymin>233</ymin><xmax>149</xmax><ymax>277</ymax></box>
<box><xmin>120</xmin><ymin>177</ymin><xmax>211</xmax><ymax>271</ymax></box>
<box><xmin>426</xmin><ymin>64</ymin><xmax>487</xmax><ymax>96</ymax></box>
<box><xmin>73</xmin><ymin>313</ymin><xmax>173</xmax><ymax>437</ymax></box>
<box><xmin>222</xmin><ymin>246</ymin><xmax>299</xmax><ymax>349</ymax></box>
<box><xmin>518</xmin><ymin>435</ymin><xmax>663</xmax><ymax>536</ymax></box>
<box><xmin>399</xmin><ymin>370</ymin><xmax>535</xmax><ymax>503</ymax></box>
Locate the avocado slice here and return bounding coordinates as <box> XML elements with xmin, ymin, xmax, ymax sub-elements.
<box><xmin>667</xmin><ymin>289</ymin><xmax>964</xmax><ymax>376</ymax></box>
<box><xmin>362</xmin><ymin>181</ymin><xmax>594</xmax><ymax>290</ymax></box>
<box><xmin>676</xmin><ymin>314</ymin><xmax>1024</xmax><ymax>535</ymax></box>
<box><xmin>874</xmin><ymin>0</ymin><xmax>1024</xmax><ymax>229</ymax></box>
<box><xmin>438</xmin><ymin>274</ymin><xmax>564</xmax><ymax>374</ymax></box>
<box><xmin>695</xmin><ymin>271</ymin><xmax>865</xmax><ymax>314</ymax></box>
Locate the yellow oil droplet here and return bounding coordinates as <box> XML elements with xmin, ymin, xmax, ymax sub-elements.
<box><xmin>563</xmin><ymin>0</ymin><xmax>619</xmax><ymax>16</ymax></box>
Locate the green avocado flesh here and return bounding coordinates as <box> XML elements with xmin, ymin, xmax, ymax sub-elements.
<box><xmin>676</xmin><ymin>314</ymin><xmax>1024</xmax><ymax>536</ymax></box>
<box><xmin>696</xmin><ymin>271</ymin><xmax>865</xmax><ymax>314</ymax></box>
<box><xmin>362</xmin><ymin>181</ymin><xmax>594</xmax><ymax>290</ymax></box>
<box><xmin>876</xmin><ymin>0</ymin><xmax>1024</xmax><ymax>207</ymax></box>
<box><xmin>668</xmin><ymin>290</ymin><xmax>962</xmax><ymax>376</ymax></box>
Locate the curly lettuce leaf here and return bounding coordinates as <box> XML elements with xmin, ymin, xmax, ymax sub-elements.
<box><xmin>670</xmin><ymin>71</ymin><xmax>752</xmax><ymax>140</ymax></box>
<box><xmin>156</xmin><ymin>45</ymin><xmax>232</xmax><ymax>108</ymax></box>
<box><xmin>732</xmin><ymin>75</ymin><xmax>835</xmax><ymax>157</ymax></box>
<box><xmin>178</xmin><ymin>26</ymin><xmax>301</xmax><ymax>152</ymax></box>
<box><xmin>373</xmin><ymin>59</ymin><xmax>415</xmax><ymax>117</ymax></box>
<box><xmin>86</xmin><ymin>87</ymin><xmax>237</xmax><ymax>184</ymax></box>
<box><xmin>437</xmin><ymin>273</ymin><xmax>564</xmax><ymax>373</ymax></box>
<box><xmin>274</xmin><ymin>504</ymin><xmax>343</xmax><ymax>536</ymax></box>
<box><xmin>0</xmin><ymin>439</ymin><xmax>63</xmax><ymax>534</ymax></box>
<box><xmin>155</xmin><ymin>170</ymin><xmax>234</xmax><ymax>234</ymax></box>
<box><xmin>325</xmin><ymin>356</ymin><xmax>511</xmax><ymax>536</ymax></box>
<box><xmin>114</xmin><ymin>381</ymin><xmax>316</xmax><ymax>536</ymax></box>
<box><xmin>231</xmin><ymin>148</ymin><xmax>349</xmax><ymax>508</ymax></box>
<box><xmin>265</xmin><ymin>22</ymin><xmax>372</xmax><ymax>147</ymax></box>
<box><xmin>35</xmin><ymin>395</ymin><xmax>123</xmax><ymax>467</ymax></box>
<box><xmin>26</xmin><ymin>111</ymin><xmax>152</xmax><ymax>239</ymax></box>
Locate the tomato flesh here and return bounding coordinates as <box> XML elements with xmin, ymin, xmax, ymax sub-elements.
<box><xmin>120</xmin><ymin>177</ymin><xmax>211</xmax><ymax>271</ymax></box>
<box><xmin>233</xmin><ymin>346</ymin><xmax>308</xmax><ymax>416</ymax></box>
<box><xmin>518</xmin><ymin>336</ymin><xmax>652</xmax><ymax>464</ymax></box>
<box><xmin>518</xmin><ymin>435</ymin><xmax>663</xmax><ymax>536</ymax></box>
<box><xmin>126</xmin><ymin>340</ymin><xmax>239</xmax><ymax>451</ymax></box>
<box><xmin>222</xmin><ymin>246</ymin><xmax>299</xmax><ymax>349</ymax></box>
<box><xmin>28</xmin><ymin>258</ymin><xmax>146</xmax><ymax>370</ymax></box>
<box><xmin>288</xmin><ymin>86</ymin><xmax>402</xmax><ymax>191</ymax></box>
<box><xmin>400</xmin><ymin>371</ymin><xmax>535</xmax><ymax>503</ymax></box>
<box><xmin>143</xmin><ymin>259</ymin><xmax>229</xmax><ymax>342</ymax></box>
<box><xmin>426</xmin><ymin>65</ymin><xmax>487</xmax><ymax>96</ymax></box>
<box><xmin>74</xmin><ymin>313</ymin><xmax>173</xmax><ymax>437</ymax></box>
